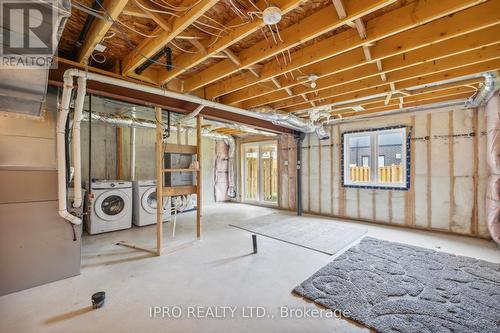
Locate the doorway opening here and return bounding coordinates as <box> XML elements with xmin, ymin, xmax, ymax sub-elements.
<box><xmin>242</xmin><ymin>141</ymin><xmax>278</xmax><ymax>205</ymax></box>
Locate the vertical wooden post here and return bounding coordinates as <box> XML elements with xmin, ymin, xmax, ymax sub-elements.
<box><xmin>116</xmin><ymin>127</ymin><xmax>123</xmax><ymax>179</ymax></box>
<box><xmin>155</xmin><ymin>106</ymin><xmax>163</xmax><ymax>256</ymax></box>
<box><xmin>196</xmin><ymin>114</ymin><xmax>203</xmax><ymax>239</ymax></box>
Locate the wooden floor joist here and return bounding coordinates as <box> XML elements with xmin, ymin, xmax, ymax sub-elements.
<box><xmin>240</xmin><ymin>23</ymin><xmax>500</xmax><ymax>109</ymax></box>
<box><xmin>207</xmin><ymin>0</ymin><xmax>488</xmax><ymax>100</ymax></box>
<box><xmin>183</xmin><ymin>0</ymin><xmax>395</xmax><ymax>92</ymax></box>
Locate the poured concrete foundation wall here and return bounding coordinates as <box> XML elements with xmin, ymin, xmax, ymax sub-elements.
<box><xmin>80</xmin><ymin>123</ymin><xmax>217</xmax><ymax>205</ymax></box>
<box><xmin>280</xmin><ymin>106</ymin><xmax>490</xmax><ymax>238</ymax></box>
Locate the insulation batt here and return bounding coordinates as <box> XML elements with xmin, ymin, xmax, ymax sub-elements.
<box><xmin>485</xmin><ymin>93</ymin><xmax>500</xmax><ymax>243</ymax></box>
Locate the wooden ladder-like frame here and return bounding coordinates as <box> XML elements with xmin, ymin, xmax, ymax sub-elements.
<box><xmin>155</xmin><ymin>106</ymin><xmax>202</xmax><ymax>256</ymax></box>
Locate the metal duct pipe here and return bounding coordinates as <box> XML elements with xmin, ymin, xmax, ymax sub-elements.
<box><xmin>251</xmin><ymin>106</ymin><xmax>329</xmax><ymax>139</ymax></box>
<box><xmin>467</xmin><ymin>71</ymin><xmax>500</xmax><ymax>107</ymax></box>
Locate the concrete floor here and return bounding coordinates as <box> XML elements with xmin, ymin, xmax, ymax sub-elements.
<box><xmin>1</xmin><ymin>203</ymin><xmax>498</xmax><ymax>333</ymax></box>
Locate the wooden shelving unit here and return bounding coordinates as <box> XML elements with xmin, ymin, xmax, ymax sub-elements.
<box><xmin>155</xmin><ymin>106</ymin><xmax>202</xmax><ymax>256</ymax></box>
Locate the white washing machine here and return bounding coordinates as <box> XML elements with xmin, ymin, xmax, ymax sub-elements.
<box><xmin>133</xmin><ymin>180</ymin><xmax>171</xmax><ymax>226</ymax></box>
<box><xmin>85</xmin><ymin>181</ymin><xmax>132</xmax><ymax>235</ymax></box>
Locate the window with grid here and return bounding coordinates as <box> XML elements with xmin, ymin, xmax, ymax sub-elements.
<box><xmin>342</xmin><ymin>127</ymin><xmax>409</xmax><ymax>189</ymax></box>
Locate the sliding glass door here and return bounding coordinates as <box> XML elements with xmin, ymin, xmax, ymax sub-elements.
<box><xmin>242</xmin><ymin>141</ymin><xmax>278</xmax><ymax>205</ymax></box>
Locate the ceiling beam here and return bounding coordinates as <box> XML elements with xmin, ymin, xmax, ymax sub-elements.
<box><xmin>335</xmin><ymin>91</ymin><xmax>474</xmax><ymax>119</ymax></box>
<box><xmin>228</xmin><ymin>3</ymin><xmax>500</xmax><ymax>107</ymax></box>
<box><xmin>135</xmin><ymin>0</ymin><xmax>171</xmax><ymax>32</ymax></box>
<box><xmin>182</xmin><ymin>0</ymin><xmax>396</xmax><ymax>92</ymax></box>
<box><xmin>270</xmin><ymin>33</ymin><xmax>500</xmax><ymax>108</ymax></box>
<box><xmin>326</xmin><ymin>77</ymin><xmax>483</xmax><ymax>111</ymax></box>
<box><xmin>121</xmin><ymin>0</ymin><xmax>218</xmax><ymax>76</ymax></box>
<box><xmin>281</xmin><ymin>58</ymin><xmax>500</xmax><ymax>113</ymax></box>
<box><xmin>77</xmin><ymin>0</ymin><xmax>130</xmax><ymax>64</ymax></box>
<box><xmin>210</xmin><ymin>0</ymin><xmax>489</xmax><ymax>101</ymax></box>
<box><xmin>223</xmin><ymin>49</ymin><xmax>241</xmax><ymax>67</ymax></box>
<box><xmin>157</xmin><ymin>0</ymin><xmax>304</xmax><ymax>85</ymax></box>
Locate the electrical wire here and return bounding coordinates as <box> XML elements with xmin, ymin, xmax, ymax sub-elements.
<box><xmin>116</xmin><ymin>19</ymin><xmax>161</xmax><ymax>38</ymax></box>
<box><xmin>157</xmin><ymin>0</ymin><xmax>203</xmax><ymax>11</ymax></box>
<box><xmin>248</xmin><ymin>0</ymin><xmax>261</xmax><ymax>12</ymax></box>
<box><xmin>275</xmin><ymin>24</ymin><xmax>284</xmax><ymax>42</ymax></box>
<box><xmin>91</xmin><ymin>52</ymin><xmax>106</xmax><ymax>64</ymax></box>
<box><xmin>133</xmin><ymin>0</ymin><xmax>180</xmax><ymax>16</ymax></box>
<box><xmin>74</xmin><ymin>1</ymin><xmax>105</xmax><ymax>14</ymax></box>
<box><xmin>170</xmin><ymin>40</ymin><xmax>199</xmax><ymax>54</ymax></box>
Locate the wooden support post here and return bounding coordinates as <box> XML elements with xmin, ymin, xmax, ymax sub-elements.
<box><xmin>156</xmin><ymin>106</ymin><xmax>163</xmax><ymax>256</ymax></box>
<box><xmin>116</xmin><ymin>127</ymin><xmax>123</xmax><ymax>179</ymax></box>
<box><xmin>196</xmin><ymin>114</ymin><xmax>203</xmax><ymax>239</ymax></box>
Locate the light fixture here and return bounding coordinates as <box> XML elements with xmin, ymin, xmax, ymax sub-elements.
<box><xmin>263</xmin><ymin>5</ymin><xmax>282</xmax><ymax>25</ymax></box>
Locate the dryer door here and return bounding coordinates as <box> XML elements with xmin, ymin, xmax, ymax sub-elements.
<box><xmin>95</xmin><ymin>190</ymin><xmax>131</xmax><ymax>221</ymax></box>
<box><xmin>141</xmin><ymin>187</ymin><xmax>157</xmax><ymax>215</ymax></box>
<box><xmin>142</xmin><ymin>187</ymin><xmax>170</xmax><ymax>215</ymax></box>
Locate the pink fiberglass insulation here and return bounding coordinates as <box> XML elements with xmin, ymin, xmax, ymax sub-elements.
<box><xmin>485</xmin><ymin>92</ymin><xmax>500</xmax><ymax>243</ymax></box>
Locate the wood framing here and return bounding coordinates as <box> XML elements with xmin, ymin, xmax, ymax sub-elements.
<box><xmin>183</xmin><ymin>0</ymin><xmax>396</xmax><ymax>92</ymax></box>
<box><xmin>121</xmin><ymin>0</ymin><xmax>219</xmax><ymax>76</ymax></box>
<box><xmin>157</xmin><ymin>0</ymin><xmax>304</xmax><ymax>85</ymax></box>
<box><xmin>237</xmin><ymin>20</ymin><xmax>500</xmax><ymax>108</ymax></box>
<box><xmin>206</xmin><ymin>0</ymin><xmax>487</xmax><ymax>99</ymax></box>
<box><xmin>77</xmin><ymin>0</ymin><xmax>130</xmax><ymax>64</ymax></box>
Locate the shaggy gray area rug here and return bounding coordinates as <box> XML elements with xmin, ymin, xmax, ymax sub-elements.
<box><xmin>294</xmin><ymin>237</ymin><xmax>500</xmax><ymax>333</ymax></box>
<box><xmin>230</xmin><ymin>213</ymin><xmax>366</xmax><ymax>255</ymax></box>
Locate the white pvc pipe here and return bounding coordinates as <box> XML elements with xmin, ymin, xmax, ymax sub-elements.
<box><xmin>71</xmin><ymin>76</ymin><xmax>86</xmax><ymax>208</ymax></box>
<box><xmin>56</xmin><ymin>72</ymin><xmax>81</xmax><ymax>225</ymax></box>
<box><xmin>57</xmin><ymin>68</ymin><xmax>308</xmax><ymax>225</ymax></box>
<box><xmin>130</xmin><ymin>127</ymin><xmax>136</xmax><ymax>181</ymax></box>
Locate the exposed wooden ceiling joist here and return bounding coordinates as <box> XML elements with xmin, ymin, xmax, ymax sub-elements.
<box><xmin>157</xmin><ymin>0</ymin><xmax>304</xmax><ymax>85</ymax></box>
<box><xmin>269</xmin><ymin>30</ymin><xmax>500</xmax><ymax>110</ymax></box>
<box><xmin>208</xmin><ymin>0</ymin><xmax>488</xmax><ymax>101</ymax></box>
<box><xmin>282</xmin><ymin>57</ymin><xmax>500</xmax><ymax>113</ymax></box>
<box><xmin>325</xmin><ymin>77</ymin><xmax>484</xmax><ymax>112</ymax></box>
<box><xmin>335</xmin><ymin>91</ymin><xmax>475</xmax><ymax>119</ymax></box>
<box><xmin>182</xmin><ymin>0</ymin><xmax>396</xmax><ymax>92</ymax></box>
<box><xmin>121</xmin><ymin>0</ymin><xmax>219</xmax><ymax>76</ymax></box>
<box><xmin>77</xmin><ymin>0</ymin><xmax>130</xmax><ymax>64</ymax></box>
<box><xmin>226</xmin><ymin>2</ymin><xmax>500</xmax><ymax>107</ymax></box>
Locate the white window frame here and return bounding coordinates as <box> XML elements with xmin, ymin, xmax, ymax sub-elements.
<box><xmin>343</xmin><ymin>127</ymin><xmax>408</xmax><ymax>189</ymax></box>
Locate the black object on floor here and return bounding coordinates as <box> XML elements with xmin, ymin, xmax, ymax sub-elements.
<box><xmin>91</xmin><ymin>291</ymin><xmax>106</xmax><ymax>309</ymax></box>
<box><xmin>294</xmin><ymin>237</ymin><xmax>500</xmax><ymax>333</ymax></box>
<box><xmin>252</xmin><ymin>234</ymin><xmax>257</xmax><ymax>254</ymax></box>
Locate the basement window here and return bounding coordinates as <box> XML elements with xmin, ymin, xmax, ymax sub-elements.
<box><xmin>342</xmin><ymin>126</ymin><xmax>410</xmax><ymax>190</ymax></box>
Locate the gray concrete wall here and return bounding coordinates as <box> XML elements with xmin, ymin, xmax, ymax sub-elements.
<box><xmin>280</xmin><ymin>106</ymin><xmax>490</xmax><ymax>238</ymax></box>
<box><xmin>0</xmin><ymin>87</ymin><xmax>81</xmax><ymax>296</ymax></box>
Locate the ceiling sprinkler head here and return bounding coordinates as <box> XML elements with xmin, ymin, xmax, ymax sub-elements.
<box><xmin>263</xmin><ymin>5</ymin><xmax>282</xmax><ymax>25</ymax></box>
<box><xmin>310</xmin><ymin>81</ymin><xmax>317</xmax><ymax>89</ymax></box>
